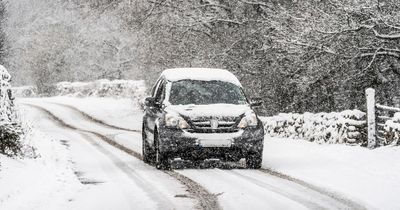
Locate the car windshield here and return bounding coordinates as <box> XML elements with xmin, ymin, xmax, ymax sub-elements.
<box><xmin>168</xmin><ymin>80</ymin><xmax>248</xmax><ymax>105</ymax></box>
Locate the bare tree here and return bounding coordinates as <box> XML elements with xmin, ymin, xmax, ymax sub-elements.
<box><xmin>4</xmin><ymin>0</ymin><xmax>400</xmax><ymax>113</ymax></box>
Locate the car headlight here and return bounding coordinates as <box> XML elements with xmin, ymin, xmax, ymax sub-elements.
<box><xmin>165</xmin><ymin>113</ymin><xmax>190</xmax><ymax>129</ymax></box>
<box><xmin>238</xmin><ymin>112</ymin><xmax>258</xmax><ymax>129</ymax></box>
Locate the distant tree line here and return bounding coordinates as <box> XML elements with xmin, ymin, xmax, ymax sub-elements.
<box><xmin>4</xmin><ymin>0</ymin><xmax>400</xmax><ymax>115</ymax></box>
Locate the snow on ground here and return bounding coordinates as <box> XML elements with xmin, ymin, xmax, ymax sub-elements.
<box><xmin>0</xmin><ymin>110</ymin><xmax>82</xmax><ymax>210</ymax></box>
<box><xmin>7</xmin><ymin>97</ymin><xmax>400</xmax><ymax>210</ymax></box>
<box><xmin>263</xmin><ymin>138</ymin><xmax>400</xmax><ymax>210</ymax></box>
<box><xmin>21</xmin><ymin>99</ymin><xmax>357</xmax><ymax>210</ymax></box>
<box><xmin>177</xmin><ymin>169</ymin><xmax>310</xmax><ymax>210</ymax></box>
<box><xmin>19</xmin><ymin>97</ymin><xmax>142</xmax><ymax>131</ymax></box>
<box><xmin>40</xmin><ymin>97</ymin><xmax>400</xmax><ymax>210</ymax></box>
<box><xmin>0</xmin><ymin>103</ymin><xmax>195</xmax><ymax>210</ymax></box>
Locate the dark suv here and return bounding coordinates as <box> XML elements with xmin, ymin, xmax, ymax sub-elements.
<box><xmin>142</xmin><ymin>68</ymin><xmax>264</xmax><ymax>169</ymax></box>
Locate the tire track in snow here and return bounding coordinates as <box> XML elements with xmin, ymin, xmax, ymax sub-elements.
<box><xmin>258</xmin><ymin>169</ymin><xmax>367</xmax><ymax>210</ymax></box>
<box><xmin>227</xmin><ymin>169</ymin><xmax>357</xmax><ymax>210</ymax></box>
<box><xmin>224</xmin><ymin>170</ymin><xmax>330</xmax><ymax>210</ymax></box>
<box><xmin>49</xmin><ymin>102</ymin><xmax>141</xmax><ymax>133</ymax></box>
<box><xmin>28</xmin><ymin>101</ymin><xmax>367</xmax><ymax>210</ymax></box>
<box><xmin>78</xmin><ymin>132</ymin><xmax>175</xmax><ymax>210</ymax></box>
<box><xmin>26</xmin><ymin>104</ymin><xmax>174</xmax><ymax>210</ymax></box>
<box><xmin>24</xmin><ymin>103</ymin><xmax>221</xmax><ymax>210</ymax></box>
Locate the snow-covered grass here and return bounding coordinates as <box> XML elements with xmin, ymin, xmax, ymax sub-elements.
<box><xmin>261</xmin><ymin>110</ymin><xmax>367</xmax><ymax>145</ymax></box>
<box><xmin>263</xmin><ymin>137</ymin><xmax>400</xmax><ymax>210</ymax></box>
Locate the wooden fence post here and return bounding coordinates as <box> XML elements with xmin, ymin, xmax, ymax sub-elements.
<box><xmin>366</xmin><ymin>88</ymin><xmax>376</xmax><ymax>148</ymax></box>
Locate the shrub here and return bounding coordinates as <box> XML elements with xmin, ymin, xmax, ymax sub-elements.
<box><xmin>0</xmin><ymin>122</ymin><xmax>23</xmax><ymax>156</ymax></box>
<box><xmin>262</xmin><ymin>110</ymin><xmax>367</xmax><ymax>145</ymax></box>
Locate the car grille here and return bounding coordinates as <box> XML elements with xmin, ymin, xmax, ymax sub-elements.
<box><xmin>187</xmin><ymin>117</ymin><xmax>239</xmax><ymax>133</ymax></box>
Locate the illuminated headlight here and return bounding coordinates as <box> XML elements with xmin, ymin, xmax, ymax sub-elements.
<box><xmin>238</xmin><ymin>113</ymin><xmax>258</xmax><ymax>129</ymax></box>
<box><xmin>165</xmin><ymin>114</ymin><xmax>189</xmax><ymax>129</ymax></box>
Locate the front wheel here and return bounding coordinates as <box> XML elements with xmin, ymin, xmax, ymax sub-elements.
<box><xmin>142</xmin><ymin>124</ymin><xmax>154</xmax><ymax>163</ymax></box>
<box><xmin>142</xmin><ymin>129</ymin><xmax>153</xmax><ymax>164</ymax></box>
<box><xmin>154</xmin><ymin>130</ymin><xmax>171</xmax><ymax>170</ymax></box>
<box><xmin>246</xmin><ymin>152</ymin><xmax>262</xmax><ymax>169</ymax></box>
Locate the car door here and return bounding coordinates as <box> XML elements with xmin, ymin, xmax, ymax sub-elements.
<box><xmin>145</xmin><ymin>79</ymin><xmax>167</xmax><ymax>146</ymax></box>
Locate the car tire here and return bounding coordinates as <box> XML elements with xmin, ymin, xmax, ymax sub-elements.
<box><xmin>142</xmin><ymin>125</ymin><xmax>153</xmax><ymax>164</ymax></box>
<box><xmin>246</xmin><ymin>152</ymin><xmax>262</xmax><ymax>169</ymax></box>
<box><xmin>154</xmin><ymin>129</ymin><xmax>171</xmax><ymax>170</ymax></box>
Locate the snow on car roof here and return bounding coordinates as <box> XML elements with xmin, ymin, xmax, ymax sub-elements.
<box><xmin>161</xmin><ymin>68</ymin><xmax>242</xmax><ymax>86</ymax></box>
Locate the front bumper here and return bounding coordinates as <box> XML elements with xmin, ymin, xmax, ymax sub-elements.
<box><xmin>157</xmin><ymin>125</ymin><xmax>264</xmax><ymax>160</ymax></box>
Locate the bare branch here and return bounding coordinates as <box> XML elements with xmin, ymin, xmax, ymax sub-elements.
<box><xmin>196</xmin><ymin>4</ymin><xmax>231</xmax><ymax>12</ymax></box>
<box><xmin>377</xmin><ymin>16</ymin><xmax>400</xmax><ymax>31</ymax></box>
<box><xmin>359</xmin><ymin>51</ymin><xmax>400</xmax><ymax>58</ymax></box>
<box><xmin>276</xmin><ymin>40</ymin><xmax>352</xmax><ymax>58</ymax></box>
<box><xmin>208</xmin><ymin>19</ymin><xmax>242</xmax><ymax>25</ymax></box>
<box><xmin>314</xmin><ymin>25</ymin><xmax>373</xmax><ymax>34</ymax></box>
<box><xmin>359</xmin><ymin>47</ymin><xmax>400</xmax><ymax>54</ymax></box>
<box><xmin>362</xmin><ymin>46</ymin><xmax>381</xmax><ymax>71</ymax></box>
<box><xmin>239</xmin><ymin>0</ymin><xmax>272</xmax><ymax>9</ymax></box>
<box><xmin>372</xmin><ymin>28</ymin><xmax>400</xmax><ymax>40</ymax></box>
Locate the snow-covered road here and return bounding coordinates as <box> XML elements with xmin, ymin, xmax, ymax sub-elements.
<box><xmin>23</xmin><ymin>104</ymin><xmax>196</xmax><ymax>210</ymax></box>
<box><xmin>17</xmin><ymin>99</ymin><xmax>366</xmax><ymax>210</ymax></box>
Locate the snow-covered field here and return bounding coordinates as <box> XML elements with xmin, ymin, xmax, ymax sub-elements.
<box><xmin>2</xmin><ymin>97</ymin><xmax>400</xmax><ymax>210</ymax></box>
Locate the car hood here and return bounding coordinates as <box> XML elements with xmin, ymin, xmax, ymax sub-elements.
<box><xmin>165</xmin><ymin>104</ymin><xmax>252</xmax><ymax>119</ymax></box>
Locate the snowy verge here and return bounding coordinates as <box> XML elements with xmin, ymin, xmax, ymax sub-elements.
<box><xmin>0</xmin><ymin>120</ymin><xmax>81</xmax><ymax>210</ymax></box>
<box><xmin>263</xmin><ymin>137</ymin><xmax>400</xmax><ymax>210</ymax></box>
<box><xmin>261</xmin><ymin>110</ymin><xmax>367</xmax><ymax>145</ymax></box>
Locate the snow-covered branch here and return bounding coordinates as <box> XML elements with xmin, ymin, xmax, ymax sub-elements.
<box><xmin>362</xmin><ymin>46</ymin><xmax>382</xmax><ymax>71</ymax></box>
<box><xmin>239</xmin><ymin>0</ymin><xmax>272</xmax><ymax>9</ymax></box>
<box><xmin>372</xmin><ymin>28</ymin><xmax>400</xmax><ymax>40</ymax></box>
<box><xmin>196</xmin><ymin>3</ymin><xmax>232</xmax><ymax>11</ymax></box>
<box><xmin>359</xmin><ymin>51</ymin><xmax>400</xmax><ymax>59</ymax></box>
<box><xmin>314</xmin><ymin>25</ymin><xmax>373</xmax><ymax>35</ymax></box>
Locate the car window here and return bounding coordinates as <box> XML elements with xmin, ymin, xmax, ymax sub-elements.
<box><xmin>169</xmin><ymin>80</ymin><xmax>247</xmax><ymax>105</ymax></box>
<box><xmin>151</xmin><ymin>78</ymin><xmax>162</xmax><ymax>97</ymax></box>
<box><xmin>155</xmin><ymin>80</ymin><xmax>166</xmax><ymax>104</ymax></box>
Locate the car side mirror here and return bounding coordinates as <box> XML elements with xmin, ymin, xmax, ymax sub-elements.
<box><xmin>145</xmin><ymin>97</ymin><xmax>156</xmax><ymax>107</ymax></box>
<box><xmin>145</xmin><ymin>97</ymin><xmax>161</xmax><ymax>108</ymax></box>
<box><xmin>250</xmin><ymin>97</ymin><xmax>263</xmax><ymax>107</ymax></box>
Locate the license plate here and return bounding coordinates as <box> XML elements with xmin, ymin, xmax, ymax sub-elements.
<box><xmin>199</xmin><ymin>139</ymin><xmax>232</xmax><ymax>147</ymax></box>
